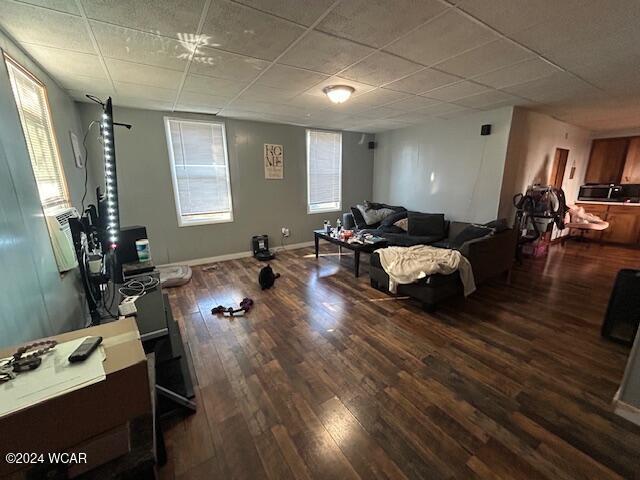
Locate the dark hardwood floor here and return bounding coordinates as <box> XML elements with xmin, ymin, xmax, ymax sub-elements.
<box><xmin>159</xmin><ymin>241</ymin><xmax>640</xmax><ymax>480</ymax></box>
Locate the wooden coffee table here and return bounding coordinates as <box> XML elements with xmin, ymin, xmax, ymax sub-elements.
<box><xmin>314</xmin><ymin>230</ymin><xmax>388</xmax><ymax>277</ymax></box>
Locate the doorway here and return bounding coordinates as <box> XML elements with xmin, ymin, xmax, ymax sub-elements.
<box><xmin>550</xmin><ymin>148</ymin><xmax>569</xmax><ymax>188</ymax></box>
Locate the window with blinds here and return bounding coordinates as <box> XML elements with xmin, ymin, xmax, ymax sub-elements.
<box><xmin>164</xmin><ymin>118</ymin><xmax>233</xmax><ymax>226</ymax></box>
<box><xmin>306</xmin><ymin>129</ymin><xmax>342</xmax><ymax>214</ymax></box>
<box><xmin>5</xmin><ymin>56</ymin><xmax>70</xmax><ymax>213</ymax></box>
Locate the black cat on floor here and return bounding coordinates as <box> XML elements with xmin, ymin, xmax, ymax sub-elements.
<box><xmin>258</xmin><ymin>264</ymin><xmax>280</xmax><ymax>290</ymax></box>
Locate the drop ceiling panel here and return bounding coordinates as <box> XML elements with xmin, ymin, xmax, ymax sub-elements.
<box><xmin>472</xmin><ymin>58</ymin><xmax>560</xmax><ymax>89</ymax></box>
<box><xmin>21</xmin><ymin>44</ymin><xmax>104</xmax><ymax>80</ymax></box>
<box><xmin>190</xmin><ymin>45</ymin><xmax>270</xmax><ymax>81</ymax></box>
<box><xmin>112</xmin><ymin>95</ymin><xmax>175</xmax><ymax>111</ymax></box>
<box><xmin>510</xmin><ymin>3</ymin><xmax>640</xmax><ymax>65</ymax></box>
<box><xmin>434</xmin><ymin>39</ymin><xmax>533</xmax><ymax>78</ymax></box>
<box><xmin>385</xmin><ymin>9</ymin><xmax>497</xmax><ymax>66</ymax></box>
<box><xmin>419</xmin><ymin>102</ymin><xmax>469</xmax><ymax>116</ymax></box>
<box><xmin>278</xmin><ymin>31</ymin><xmax>374</xmax><ymax>75</ymax></box>
<box><xmin>114</xmin><ymin>81</ymin><xmax>178</xmax><ymax>102</ymax></box>
<box><xmin>385</xmin><ymin>68</ymin><xmax>461</xmax><ymax>94</ymax></box>
<box><xmin>58</xmin><ymin>73</ymin><xmax>112</xmax><ymax>93</ymax></box>
<box><xmin>358</xmin><ymin>105</ymin><xmax>407</xmax><ymax>120</ymax></box>
<box><xmin>437</xmin><ymin>106</ymin><xmax>478</xmax><ymax>119</ymax></box>
<box><xmin>91</xmin><ymin>22</ymin><xmax>194</xmax><ymax>71</ymax></box>
<box><xmin>454</xmin><ymin>89</ymin><xmax>519</xmax><ymax>109</ymax></box>
<box><xmin>182</xmin><ymin>73</ymin><xmax>248</xmax><ymax>97</ymax></box>
<box><xmin>255</xmin><ymin>65</ymin><xmax>328</xmax><ymax>93</ymax></box>
<box><xmin>237</xmin><ymin>84</ymin><xmax>299</xmax><ymax>102</ymax></box>
<box><xmin>199</xmin><ymin>0</ymin><xmax>305</xmax><ymax>60</ymax></box>
<box><xmin>287</xmin><ymin>93</ymin><xmax>336</xmax><ymax>110</ymax></box>
<box><xmin>571</xmin><ymin>57</ymin><xmax>640</xmax><ymax>96</ymax></box>
<box><xmin>231</xmin><ymin>0</ymin><xmax>335</xmax><ymax>26</ymax></box>
<box><xmin>456</xmin><ymin>0</ymin><xmax>581</xmax><ymax>35</ymax></box>
<box><xmin>16</xmin><ymin>0</ymin><xmax>80</xmax><ymax>15</ymax></box>
<box><xmin>341</xmin><ymin>51</ymin><xmax>423</xmax><ymax>87</ymax></box>
<box><xmin>422</xmin><ymin>80</ymin><xmax>490</xmax><ymax>101</ymax></box>
<box><xmin>0</xmin><ymin>2</ymin><xmax>94</xmax><ymax>52</ymax></box>
<box><xmin>384</xmin><ymin>95</ymin><xmax>440</xmax><ymax>112</ymax></box>
<box><xmin>388</xmin><ymin>110</ymin><xmax>434</xmax><ymax>123</ymax></box>
<box><xmin>536</xmin><ymin>24</ymin><xmax>640</xmax><ymax>71</ymax></box>
<box><xmin>503</xmin><ymin>72</ymin><xmax>602</xmax><ymax>105</ymax></box>
<box><xmin>105</xmin><ymin>58</ymin><xmax>183</xmax><ymax>90</ymax></box>
<box><xmin>352</xmin><ymin>119</ymin><xmax>413</xmax><ymax>132</ymax></box>
<box><xmin>81</xmin><ymin>0</ymin><xmax>206</xmax><ymax>41</ymax></box>
<box><xmin>176</xmin><ymin>91</ymin><xmax>229</xmax><ymax>112</ymax></box>
<box><xmin>317</xmin><ymin>0</ymin><xmax>449</xmax><ymax>48</ymax></box>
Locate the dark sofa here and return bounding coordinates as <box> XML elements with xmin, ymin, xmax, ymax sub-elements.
<box><xmin>344</xmin><ymin>207</ymin><xmax>450</xmax><ymax>246</ymax></box>
<box><xmin>344</xmin><ymin>204</ymin><xmax>516</xmax><ymax>311</ymax></box>
<box><xmin>368</xmin><ymin>221</ymin><xmax>517</xmax><ymax>311</ymax></box>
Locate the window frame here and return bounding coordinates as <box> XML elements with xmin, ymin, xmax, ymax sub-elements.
<box><xmin>4</xmin><ymin>54</ymin><xmax>71</xmax><ymax>213</ymax></box>
<box><xmin>306</xmin><ymin>128</ymin><xmax>343</xmax><ymax>215</ymax></box>
<box><xmin>164</xmin><ymin>116</ymin><xmax>234</xmax><ymax>227</ymax></box>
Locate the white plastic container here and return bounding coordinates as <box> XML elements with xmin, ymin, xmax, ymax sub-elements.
<box><xmin>135</xmin><ymin>239</ymin><xmax>151</xmax><ymax>262</ymax></box>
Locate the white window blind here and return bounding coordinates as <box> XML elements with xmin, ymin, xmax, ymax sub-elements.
<box><xmin>6</xmin><ymin>56</ymin><xmax>69</xmax><ymax>212</ymax></box>
<box><xmin>164</xmin><ymin>118</ymin><xmax>233</xmax><ymax>226</ymax></box>
<box><xmin>307</xmin><ymin>129</ymin><xmax>342</xmax><ymax>214</ymax></box>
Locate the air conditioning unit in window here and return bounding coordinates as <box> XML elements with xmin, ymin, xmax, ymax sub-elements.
<box><xmin>45</xmin><ymin>207</ymin><xmax>79</xmax><ymax>272</ymax></box>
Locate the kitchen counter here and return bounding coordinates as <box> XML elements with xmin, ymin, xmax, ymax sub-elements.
<box><xmin>576</xmin><ymin>200</ymin><xmax>640</xmax><ymax>207</ymax></box>
<box><xmin>573</xmin><ymin>202</ymin><xmax>640</xmax><ymax>245</ymax></box>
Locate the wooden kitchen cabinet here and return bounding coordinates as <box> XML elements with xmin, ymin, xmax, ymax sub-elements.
<box><xmin>621</xmin><ymin>137</ymin><xmax>640</xmax><ymax>184</ymax></box>
<box><xmin>585</xmin><ymin>138</ymin><xmax>629</xmax><ymax>184</ymax></box>
<box><xmin>600</xmin><ymin>206</ymin><xmax>640</xmax><ymax>245</ymax></box>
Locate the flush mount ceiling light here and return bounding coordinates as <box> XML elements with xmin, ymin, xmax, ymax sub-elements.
<box><xmin>323</xmin><ymin>85</ymin><xmax>355</xmax><ymax>104</ymax></box>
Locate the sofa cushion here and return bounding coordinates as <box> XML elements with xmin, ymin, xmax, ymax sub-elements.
<box><xmin>483</xmin><ymin>218</ymin><xmax>509</xmax><ymax>232</ymax></box>
<box><xmin>371</xmin><ymin>232</ymin><xmax>445</xmax><ymax>247</ymax></box>
<box><xmin>451</xmin><ymin>224</ymin><xmax>493</xmax><ymax>249</ymax></box>
<box><xmin>407</xmin><ymin>212</ymin><xmax>446</xmax><ymax>238</ymax></box>
<box><xmin>378</xmin><ymin>225</ymin><xmax>405</xmax><ymax>234</ymax></box>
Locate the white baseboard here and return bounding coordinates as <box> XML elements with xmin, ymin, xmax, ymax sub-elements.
<box><xmin>159</xmin><ymin>240</ymin><xmax>315</xmax><ymax>268</ymax></box>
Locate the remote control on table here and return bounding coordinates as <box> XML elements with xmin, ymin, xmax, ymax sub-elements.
<box><xmin>68</xmin><ymin>336</ymin><xmax>103</xmax><ymax>363</ymax></box>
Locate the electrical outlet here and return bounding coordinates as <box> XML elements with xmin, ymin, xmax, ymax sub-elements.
<box><xmin>281</xmin><ymin>227</ymin><xmax>290</xmax><ymax>238</ymax></box>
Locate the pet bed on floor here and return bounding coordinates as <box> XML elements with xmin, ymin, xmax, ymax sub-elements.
<box><xmin>158</xmin><ymin>265</ymin><xmax>192</xmax><ymax>287</ymax></box>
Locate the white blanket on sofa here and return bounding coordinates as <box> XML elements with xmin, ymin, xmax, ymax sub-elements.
<box><xmin>377</xmin><ymin>245</ymin><xmax>476</xmax><ymax>296</ymax></box>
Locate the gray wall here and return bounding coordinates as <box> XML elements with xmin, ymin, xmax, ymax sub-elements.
<box><xmin>0</xmin><ymin>31</ymin><xmax>95</xmax><ymax>347</ymax></box>
<box><xmin>78</xmin><ymin>104</ymin><xmax>374</xmax><ymax>265</ymax></box>
<box><xmin>373</xmin><ymin>107</ymin><xmax>514</xmax><ymax>224</ymax></box>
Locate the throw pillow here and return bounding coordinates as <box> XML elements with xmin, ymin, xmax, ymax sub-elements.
<box><xmin>407</xmin><ymin>212</ymin><xmax>446</xmax><ymax>237</ymax></box>
<box><xmin>350</xmin><ymin>206</ymin><xmax>368</xmax><ymax>230</ymax></box>
<box><xmin>394</xmin><ymin>218</ymin><xmax>408</xmax><ymax>231</ymax></box>
<box><xmin>451</xmin><ymin>225</ymin><xmax>494</xmax><ymax>248</ymax></box>
<box><xmin>380</xmin><ymin>210</ymin><xmax>408</xmax><ymax>227</ymax></box>
<box><xmin>357</xmin><ymin>204</ymin><xmax>394</xmax><ymax>225</ymax></box>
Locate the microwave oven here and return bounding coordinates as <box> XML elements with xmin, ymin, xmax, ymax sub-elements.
<box><xmin>578</xmin><ymin>184</ymin><xmax>622</xmax><ymax>201</ymax></box>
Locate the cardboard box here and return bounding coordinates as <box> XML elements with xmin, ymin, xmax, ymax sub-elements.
<box><xmin>0</xmin><ymin>318</ymin><xmax>151</xmax><ymax>478</ymax></box>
